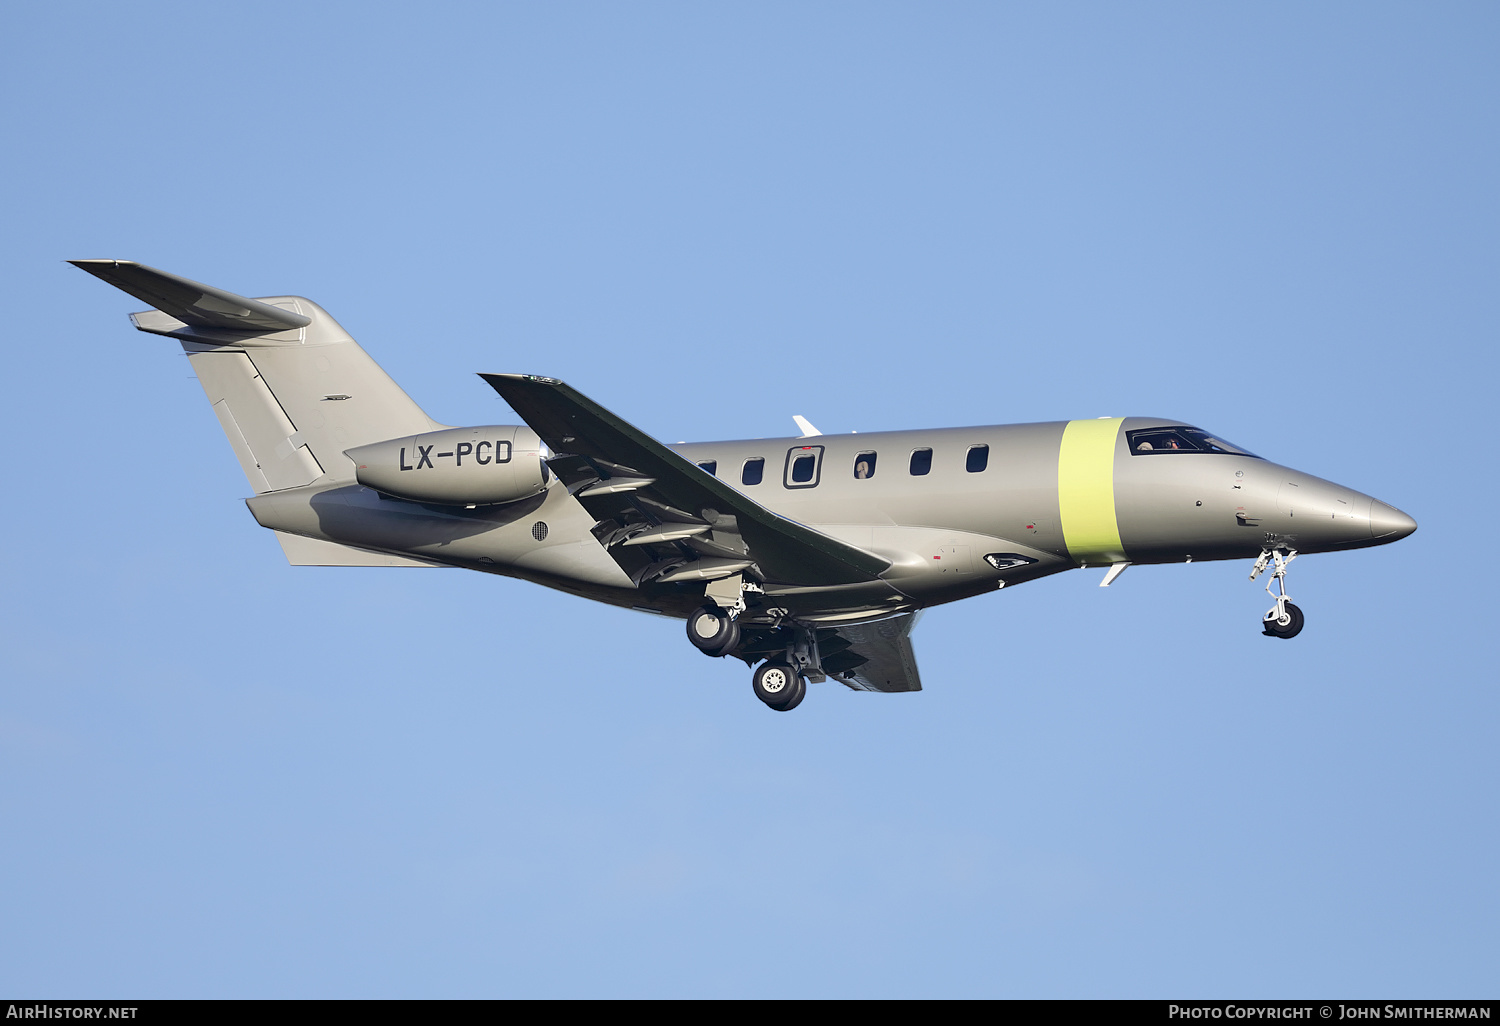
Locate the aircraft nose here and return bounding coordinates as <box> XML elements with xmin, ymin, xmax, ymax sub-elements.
<box><xmin>1370</xmin><ymin>500</ymin><xmax>1417</xmax><ymax>541</ymax></box>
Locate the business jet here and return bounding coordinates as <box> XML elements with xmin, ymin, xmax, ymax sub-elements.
<box><xmin>73</xmin><ymin>260</ymin><xmax>1417</xmax><ymax>711</ymax></box>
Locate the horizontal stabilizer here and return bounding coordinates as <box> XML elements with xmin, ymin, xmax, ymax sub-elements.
<box><xmin>69</xmin><ymin>259</ymin><xmax>310</xmax><ymax>333</ymax></box>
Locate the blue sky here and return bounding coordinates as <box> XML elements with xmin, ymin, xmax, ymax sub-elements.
<box><xmin>2</xmin><ymin>1</ymin><xmax>1495</xmax><ymax>997</ymax></box>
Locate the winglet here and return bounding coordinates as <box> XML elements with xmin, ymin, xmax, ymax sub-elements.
<box><xmin>70</xmin><ymin>259</ymin><xmax>311</xmax><ymax>332</ymax></box>
<box><xmin>792</xmin><ymin>415</ymin><xmax>822</xmax><ymax>438</ymax></box>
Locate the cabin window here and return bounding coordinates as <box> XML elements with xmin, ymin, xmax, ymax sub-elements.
<box><xmin>853</xmin><ymin>451</ymin><xmax>877</xmax><ymax>479</ymax></box>
<box><xmin>966</xmin><ymin>444</ymin><xmax>989</xmax><ymax>473</ymax></box>
<box><xmin>1127</xmin><ymin>427</ymin><xmax>1260</xmax><ymax>457</ymax></box>
<box><xmin>742</xmin><ymin>458</ymin><xmax>765</xmax><ymax>485</ymax></box>
<box><xmin>909</xmin><ymin>448</ymin><xmax>932</xmax><ymax>476</ymax></box>
<box><xmin>696</xmin><ymin>460</ymin><xmax>717</xmax><ymax>476</ymax></box>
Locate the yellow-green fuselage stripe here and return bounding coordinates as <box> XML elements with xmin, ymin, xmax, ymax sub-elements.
<box><xmin>1058</xmin><ymin>418</ymin><xmax>1125</xmax><ymax>563</ymax></box>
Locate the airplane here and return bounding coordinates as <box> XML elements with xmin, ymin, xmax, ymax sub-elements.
<box><xmin>73</xmin><ymin>259</ymin><xmax>1418</xmax><ymax>712</ymax></box>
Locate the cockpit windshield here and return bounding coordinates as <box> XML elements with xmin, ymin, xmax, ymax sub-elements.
<box><xmin>1127</xmin><ymin>426</ymin><xmax>1259</xmax><ymax>457</ymax></box>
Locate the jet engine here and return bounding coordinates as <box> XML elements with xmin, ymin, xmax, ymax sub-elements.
<box><xmin>345</xmin><ymin>425</ymin><xmax>550</xmax><ymax>506</ymax></box>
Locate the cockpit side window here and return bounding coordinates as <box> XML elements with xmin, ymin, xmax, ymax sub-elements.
<box><xmin>1129</xmin><ymin>428</ymin><xmax>1201</xmax><ymax>453</ymax></box>
<box><xmin>1183</xmin><ymin>429</ymin><xmax>1258</xmax><ymax>456</ymax></box>
<box><xmin>1128</xmin><ymin>427</ymin><xmax>1259</xmax><ymax>457</ymax></box>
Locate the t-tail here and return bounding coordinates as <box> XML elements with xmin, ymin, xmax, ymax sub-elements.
<box><xmin>72</xmin><ymin>259</ymin><xmax>444</xmax><ymax>565</ymax></box>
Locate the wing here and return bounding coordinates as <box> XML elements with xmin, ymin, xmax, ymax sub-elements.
<box><xmin>479</xmin><ymin>373</ymin><xmax>890</xmax><ymax>588</ymax></box>
<box><xmin>820</xmin><ymin>613</ymin><xmax>924</xmax><ymax>692</ymax></box>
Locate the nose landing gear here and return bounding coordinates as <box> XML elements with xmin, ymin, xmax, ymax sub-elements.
<box><xmin>1250</xmin><ymin>546</ymin><xmax>1303</xmax><ymax>639</ymax></box>
<box><xmin>1263</xmin><ymin>602</ymin><xmax>1304</xmax><ymax>638</ymax></box>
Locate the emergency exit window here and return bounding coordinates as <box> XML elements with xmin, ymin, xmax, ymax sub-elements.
<box><xmin>783</xmin><ymin>445</ymin><xmax>824</xmax><ymax>488</ymax></box>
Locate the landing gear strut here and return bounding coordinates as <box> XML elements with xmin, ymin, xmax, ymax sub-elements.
<box><xmin>1250</xmin><ymin>546</ymin><xmax>1303</xmax><ymax>639</ymax></box>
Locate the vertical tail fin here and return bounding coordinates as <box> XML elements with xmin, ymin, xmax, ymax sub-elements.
<box><xmin>72</xmin><ymin>260</ymin><xmax>441</xmax><ymax>493</ymax></box>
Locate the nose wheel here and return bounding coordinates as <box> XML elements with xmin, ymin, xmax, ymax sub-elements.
<box><xmin>1250</xmin><ymin>547</ymin><xmax>1304</xmax><ymax>639</ymax></box>
<box><xmin>1262</xmin><ymin>602</ymin><xmax>1304</xmax><ymax>638</ymax></box>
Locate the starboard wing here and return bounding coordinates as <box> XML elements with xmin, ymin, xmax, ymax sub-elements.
<box><xmin>821</xmin><ymin>612</ymin><xmax>923</xmax><ymax>692</ymax></box>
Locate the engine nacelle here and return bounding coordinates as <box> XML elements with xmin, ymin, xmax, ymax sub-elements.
<box><xmin>345</xmin><ymin>425</ymin><xmax>549</xmax><ymax>506</ymax></box>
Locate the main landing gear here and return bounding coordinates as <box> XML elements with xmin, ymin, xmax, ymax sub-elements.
<box><xmin>686</xmin><ymin>605</ymin><xmax>740</xmax><ymax>657</ymax></box>
<box><xmin>748</xmin><ymin>620</ymin><xmax>822</xmax><ymax>712</ymax></box>
<box><xmin>1250</xmin><ymin>546</ymin><xmax>1304</xmax><ymax>639</ymax></box>
<box><xmin>752</xmin><ymin>662</ymin><xmax>806</xmax><ymax>712</ymax></box>
<box><xmin>686</xmin><ymin>574</ymin><xmax>757</xmax><ymax>658</ymax></box>
<box><xmin>750</xmin><ymin>618</ymin><xmax>834</xmax><ymax>714</ymax></box>
<box><xmin>690</xmin><ymin>609</ymin><xmax>811</xmax><ymax>712</ymax></box>
<box><xmin>685</xmin><ymin>576</ymin><xmax>819</xmax><ymax>712</ymax></box>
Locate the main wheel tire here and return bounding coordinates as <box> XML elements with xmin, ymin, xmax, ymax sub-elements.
<box><xmin>770</xmin><ymin>675</ymin><xmax>806</xmax><ymax>711</ymax></box>
<box><xmin>752</xmin><ymin>662</ymin><xmax>804</xmax><ymax>710</ymax></box>
<box><xmin>686</xmin><ymin>606</ymin><xmax>740</xmax><ymax>657</ymax></box>
<box><xmin>1262</xmin><ymin>602</ymin><xmax>1305</xmax><ymax>639</ymax></box>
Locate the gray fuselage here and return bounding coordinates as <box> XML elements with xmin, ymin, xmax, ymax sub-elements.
<box><xmin>248</xmin><ymin>415</ymin><xmax>1415</xmax><ymax>623</ymax></box>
